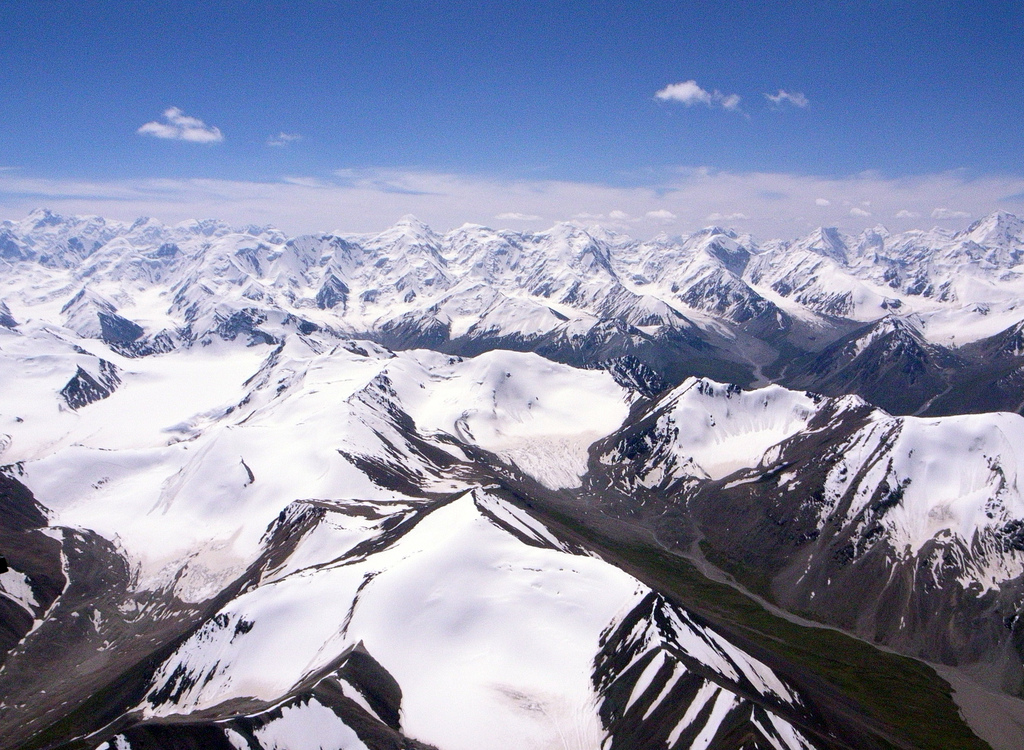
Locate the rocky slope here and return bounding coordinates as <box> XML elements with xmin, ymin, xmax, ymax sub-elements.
<box><xmin>588</xmin><ymin>377</ymin><xmax>1024</xmax><ymax>697</ymax></box>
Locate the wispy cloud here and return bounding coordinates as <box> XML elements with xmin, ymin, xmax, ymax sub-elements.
<box><xmin>655</xmin><ymin>80</ymin><xmax>742</xmax><ymax>111</ymax></box>
<box><xmin>707</xmin><ymin>212</ymin><xmax>748</xmax><ymax>221</ymax></box>
<box><xmin>495</xmin><ymin>212</ymin><xmax>542</xmax><ymax>221</ymax></box>
<box><xmin>815</xmin><ymin>198</ymin><xmax>830</xmax><ymax>206</ymax></box>
<box><xmin>281</xmin><ymin>176</ymin><xmax>332</xmax><ymax>188</ymax></box>
<box><xmin>138</xmin><ymin>107</ymin><xmax>224</xmax><ymax>144</ymax></box>
<box><xmin>931</xmin><ymin>207</ymin><xmax>971</xmax><ymax>220</ymax></box>
<box><xmin>765</xmin><ymin>90</ymin><xmax>809</xmax><ymax>108</ymax></box>
<box><xmin>717</xmin><ymin>93</ymin><xmax>742</xmax><ymax>112</ymax></box>
<box><xmin>0</xmin><ymin>168</ymin><xmax>1018</xmax><ymax>239</ymax></box>
<box><xmin>850</xmin><ymin>207</ymin><xmax>871</xmax><ymax>217</ymax></box>
<box><xmin>646</xmin><ymin>209</ymin><xmax>678</xmax><ymax>223</ymax></box>
<box><xmin>267</xmin><ymin>132</ymin><xmax>302</xmax><ymax>147</ymax></box>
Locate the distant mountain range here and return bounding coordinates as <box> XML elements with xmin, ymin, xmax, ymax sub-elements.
<box><xmin>3</xmin><ymin>209</ymin><xmax>1024</xmax><ymax>749</ymax></box>
<box><xmin>6</xmin><ymin>208</ymin><xmax>1024</xmax><ymax>416</ymax></box>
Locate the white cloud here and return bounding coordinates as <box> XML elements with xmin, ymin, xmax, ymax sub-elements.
<box><xmin>646</xmin><ymin>209</ymin><xmax>678</xmax><ymax>223</ymax></box>
<box><xmin>850</xmin><ymin>207</ymin><xmax>872</xmax><ymax>217</ymax></box>
<box><xmin>137</xmin><ymin>107</ymin><xmax>224</xmax><ymax>144</ymax></box>
<box><xmin>281</xmin><ymin>176</ymin><xmax>332</xmax><ymax>188</ymax></box>
<box><xmin>765</xmin><ymin>90</ymin><xmax>810</xmax><ymax>108</ymax></box>
<box><xmin>267</xmin><ymin>132</ymin><xmax>302</xmax><ymax>147</ymax></box>
<box><xmin>655</xmin><ymin>80</ymin><xmax>712</xmax><ymax>106</ymax></box>
<box><xmin>495</xmin><ymin>212</ymin><xmax>542</xmax><ymax>221</ymax></box>
<box><xmin>815</xmin><ymin>198</ymin><xmax>831</xmax><ymax>206</ymax></box>
<box><xmin>572</xmin><ymin>212</ymin><xmax>604</xmax><ymax>220</ymax></box>
<box><xmin>656</xmin><ymin>81</ymin><xmax>741</xmax><ymax>111</ymax></box>
<box><xmin>895</xmin><ymin>209</ymin><xmax>920</xmax><ymax>218</ymax></box>
<box><xmin>931</xmin><ymin>207</ymin><xmax>971</xmax><ymax>220</ymax></box>
<box><xmin>1</xmin><ymin>168</ymin><xmax>1018</xmax><ymax>239</ymax></box>
<box><xmin>719</xmin><ymin>94</ymin><xmax>742</xmax><ymax>112</ymax></box>
<box><xmin>707</xmin><ymin>212</ymin><xmax>748</xmax><ymax>221</ymax></box>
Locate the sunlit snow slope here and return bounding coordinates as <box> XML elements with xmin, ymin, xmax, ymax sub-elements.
<box><xmin>0</xmin><ymin>327</ymin><xmax>830</xmax><ymax>750</ymax></box>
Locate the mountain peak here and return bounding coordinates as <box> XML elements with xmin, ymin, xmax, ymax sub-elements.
<box><xmin>847</xmin><ymin>314</ymin><xmax>926</xmax><ymax>357</ymax></box>
<box><xmin>694</xmin><ymin>225</ymin><xmax>736</xmax><ymax>240</ymax></box>
<box><xmin>959</xmin><ymin>210</ymin><xmax>1024</xmax><ymax>247</ymax></box>
<box><xmin>379</xmin><ymin>215</ymin><xmax>441</xmax><ymax>246</ymax></box>
<box><xmin>59</xmin><ymin>286</ymin><xmax>117</xmax><ymax>316</ymax></box>
<box><xmin>394</xmin><ymin>214</ymin><xmax>434</xmax><ymax>233</ymax></box>
<box><xmin>800</xmin><ymin>226</ymin><xmax>850</xmax><ymax>264</ymax></box>
<box><xmin>539</xmin><ymin>222</ymin><xmax>616</xmax><ymax>276</ymax></box>
<box><xmin>24</xmin><ymin>208</ymin><xmax>75</xmax><ymax>231</ymax></box>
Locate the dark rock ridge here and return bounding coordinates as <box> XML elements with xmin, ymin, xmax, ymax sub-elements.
<box><xmin>0</xmin><ymin>301</ymin><xmax>16</xmax><ymax>329</ymax></box>
<box><xmin>60</xmin><ymin>360</ymin><xmax>121</xmax><ymax>409</ymax></box>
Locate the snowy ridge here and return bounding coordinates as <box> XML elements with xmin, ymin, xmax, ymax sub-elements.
<box><xmin>4</xmin><ymin>207</ymin><xmax>1024</xmax><ymax>748</ymax></box>
<box><xmin>2</xmin><ymin>336</ymin><xmax>631</xmax><ymax>604</ymax></box>
<box><xmin>137</xmin><ymin>489</ymin><xmax>815</xmax><ymax>750</ymax></box>
<box><xmin>3</xmin><ymin>208</ymin><xmax>1024</xmax><ymax>368</ymax></box>
<box><xmin>599</xmin><ymin>377</ymin><xmax>821</xmax><ymax>490</ymax></box>
<box><xmin>605</xmin><ymin>374</ymin><xmax>1024</xmax><ymax>593</ymax></box>
<box><xmin>136</xmin><ymin>485</ymin><xmax>819</xmax><ymax>750</ymax></box>
<box><xmin>810</xmin><ymin>408</ymin><xmax>1024</xmax><ymax>588</ymax></box>
<box><xmin>594</xmin><ymin>592</ymin><xmax>814</xmax><ymax>750</ymax></box>
<box><xmin>0</xmin><ymin>321</ymin><xmax>857</xmax><ymax>749</ymax></box>
<box><xmin>9</xmin><ymin>208</ymin><xmax>1024</xmax><ymax>424</ymax></box>
<box><xmin>589</xmin><ymin>373</ymin><xmax>1024</xmax><ymax>704</ymax></box>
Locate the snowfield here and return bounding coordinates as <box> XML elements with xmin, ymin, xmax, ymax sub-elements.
<box><xmin>144</xmin><ymin>490</ymin><xmax>644</xmax><ymax>750</ymax></box>
<box><xmin>651</xmin><ymin>378</ymin><xmax>819</xmax><ymax>480</ymax></box>
<box><xmin>3</xmin><ymin>337</ymin><xmax>629</xmax><ymax>601</ymax></box>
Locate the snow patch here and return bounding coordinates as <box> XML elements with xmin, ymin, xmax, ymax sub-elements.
<box><xmin>656</xmin><ymin>378</ymin><xmax>818</xmax><ymax>480</ymax></box>
<box><xmin>0</xmin><ymin>569</ymin><xmax>38</xmax><ymax>613</ymax></box>
<box><xmin>252</xmin><ymin>698</ymin><xmax>369</xmax><ymax>750</ymax></box>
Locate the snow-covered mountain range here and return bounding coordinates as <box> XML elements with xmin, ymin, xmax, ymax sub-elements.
<box><xmin>4</xmin><ymin>209</ymin><xmax>1024</xmax><ymax>749</ymax></box>
<box><xmin>0</xmin><ymin>338</ymin><xmax>850</xmax><ymax>750</ymax></box>
<box><xmin>5</xmin><ymin>208</ymin><xmax>1024</xmax><ymax>415</ymax></box>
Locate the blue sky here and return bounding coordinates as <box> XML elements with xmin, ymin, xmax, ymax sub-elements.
<box><xmin>2</xmin><ymin>0</ymin><xmax>1023</xmax><ymax>237</ymax></box>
